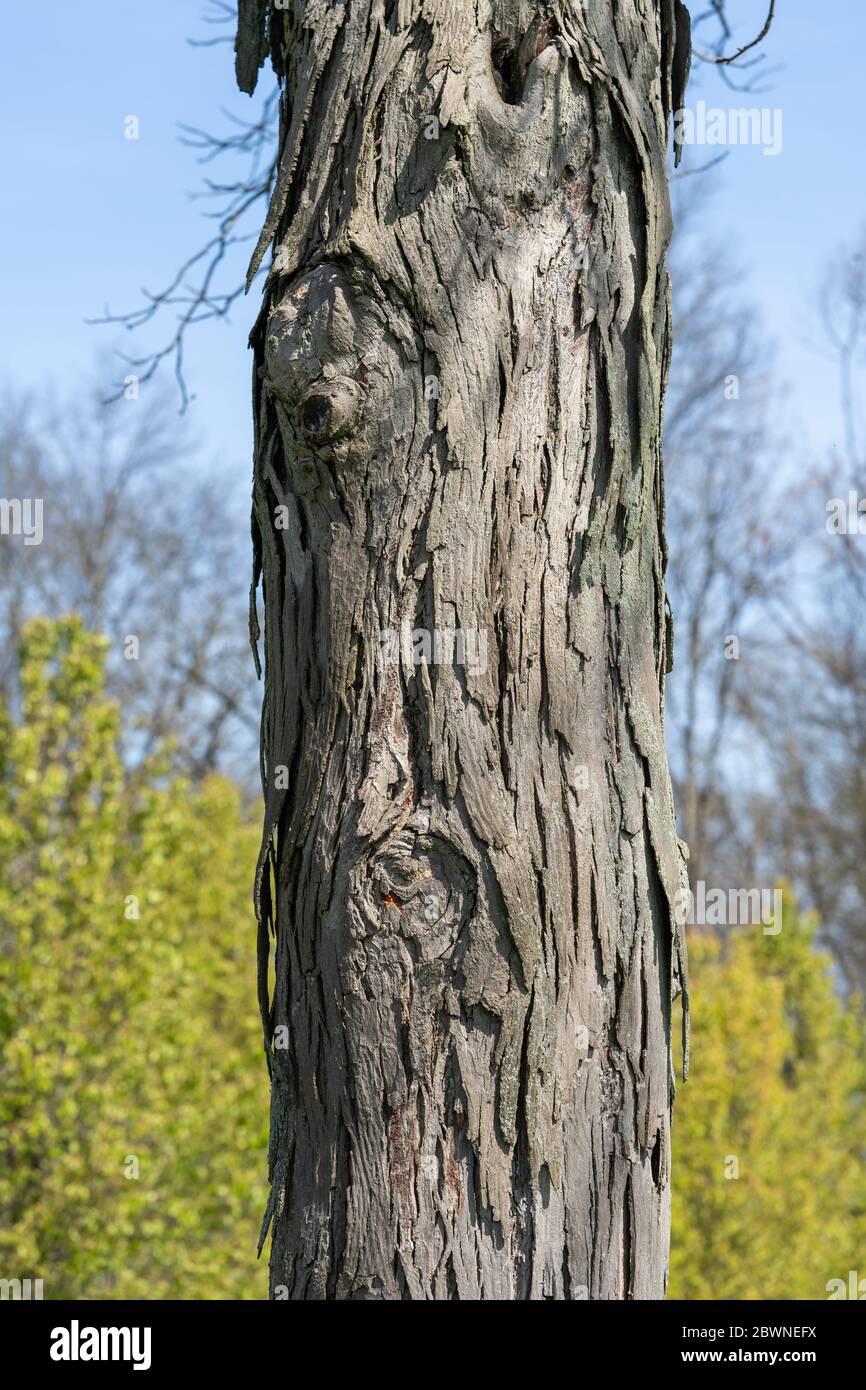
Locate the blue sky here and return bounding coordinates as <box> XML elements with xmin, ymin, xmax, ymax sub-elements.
<box><xmin>679</xmin><ymin>0</ymin><xmax>866</xmax><ymax>467</ymax></box>
<box><xmin>1</xmin><ymin>1</ymin><xmax>863</xmax><ymax>483</ymax></box>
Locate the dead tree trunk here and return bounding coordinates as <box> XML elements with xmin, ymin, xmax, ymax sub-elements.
<box><xmin>240</xmin><ymin>0</ymin><xmax>690</xmax><ymax>1300</ymax></box>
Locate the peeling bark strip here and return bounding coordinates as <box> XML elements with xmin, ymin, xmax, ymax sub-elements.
<box><xmin>241</xmin><ymin>0</ymin><xmax>690</xmax><ymax>1300</ymax></box>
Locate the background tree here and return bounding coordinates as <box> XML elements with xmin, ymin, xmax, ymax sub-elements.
<box><xmin>670</xmin><ymin>894</ymin><xmax>866</xmax><ymax>1300</ymax></box>
<box><xmin>662</xmin><ymin>182</ymin><xmax>793</xmax><ymax>890</ymax></box>
<box><xmin>0</xmin><ymin>372</ymin><xmax>259</xmax><ymax>784</ymax></box>
<box><xmin>0</xmin><ymin>617</ymin><xmax>268</xmax><ymax>1299</ymax></box>
<box><xmin>733</xmin><ymin>229</ymin><xmax>866</xmax><ymax>994</ymax></box>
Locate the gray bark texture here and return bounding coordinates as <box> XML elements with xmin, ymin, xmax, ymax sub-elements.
<box><xmin>240</xmin><ymin>0</ymin><xmax>691</xmax><ymax>1300</ymax></box>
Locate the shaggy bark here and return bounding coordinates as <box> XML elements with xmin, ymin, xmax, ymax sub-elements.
<box><xmin>241</xmin><ymin>0</ymin><xmax>690</xmax><ymax>1300</ymax></box>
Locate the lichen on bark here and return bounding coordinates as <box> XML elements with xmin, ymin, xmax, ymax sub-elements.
<box><xmin>241</xmin><ymin>0</ymin><xmax>690</xmax><ymax>1301</ymax></box>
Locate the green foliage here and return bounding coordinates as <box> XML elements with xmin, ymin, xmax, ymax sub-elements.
<box><xmin>0</xmin><ymin>617</ymin><xmax>268</xmax><ymax>1299</ymax></box>
<box><xmin>3</xmin><ymin>620</ymin><xmax>865</xmax><ymax>1302</ymax></box>
<box><xmin>670</xmin><ymin>890</ymin><xmax>866</xmax><ymax>1300</ymax></box>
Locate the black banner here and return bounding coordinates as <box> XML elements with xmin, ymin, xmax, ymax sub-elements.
<box><xmin>2</xmin><ymin>1297</ymin><xmax>859</xmax><ymax>1376</ymax></box>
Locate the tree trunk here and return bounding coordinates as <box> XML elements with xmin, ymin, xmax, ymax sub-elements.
<box><xmin>240</xmin><ymin>0</ymin><xmax>690</xmax><ymax>1301</ymax></box>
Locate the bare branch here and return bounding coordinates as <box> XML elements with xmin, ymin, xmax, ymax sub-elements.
<box><xmin>670</xmin><ymin>151</ymin><xmax>730</xmax><ymax>180</ymax></box>
<box><xmin>692</xmin><ymin>0</ymin><xmax>777</xmax><ymax>83</ymax></box>
<box><xmin>89</xmin><ymin>5</ymin><xmax>278</xmax><ymax>410</ymax></box>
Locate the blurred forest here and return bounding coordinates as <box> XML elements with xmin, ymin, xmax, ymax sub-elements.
<box><xmin>2</xmin><ymin>182</ymin><xmax>866</xmax><ymax>1299</ymax></box>
<box><xmin>0</xmin><ymin>618</ymin><xmax>267</xmax><ymax>1298</ymax></box>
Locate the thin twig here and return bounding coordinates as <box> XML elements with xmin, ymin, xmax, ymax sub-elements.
<box><xmin>693</xmin><ymin>0</ymin><xmax>776</xmax><ymax>67</ymax></box>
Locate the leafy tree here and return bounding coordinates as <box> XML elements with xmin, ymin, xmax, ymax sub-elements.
<box><xmin>670</xmin><ymin>891</ymin><xmax>866</xmax><ymax>1299</ymax></box>
<box><xmin>0</xmin><ymin>617</ymin><xmax>267</xmax><ymax>1299</ymax></box>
